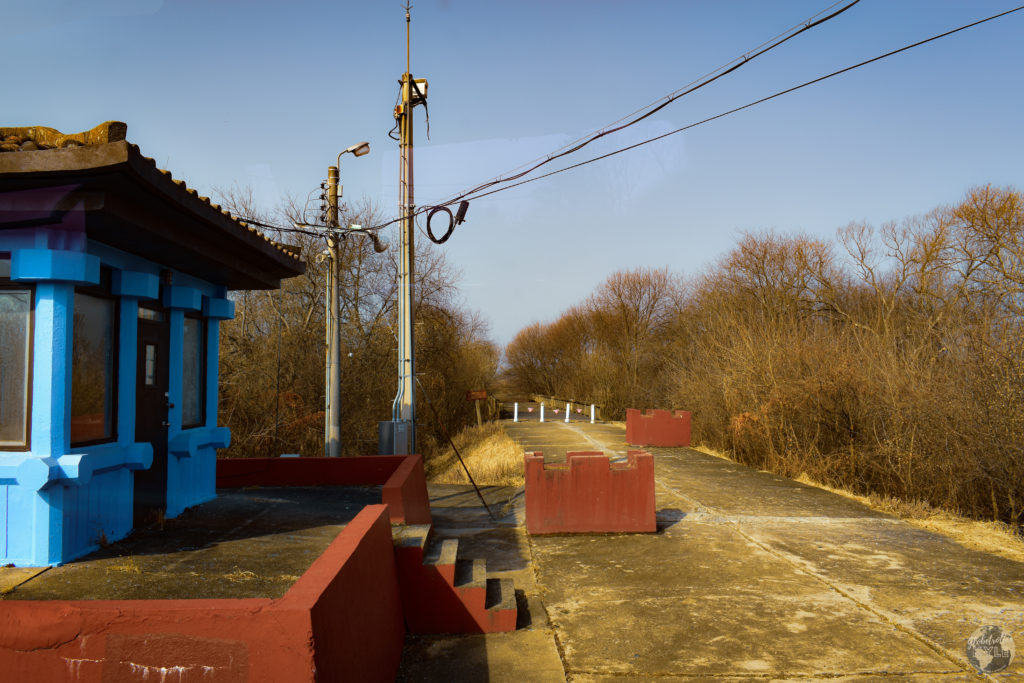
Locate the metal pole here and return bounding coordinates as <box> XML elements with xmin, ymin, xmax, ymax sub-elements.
<box><xmin>391</xmin><ymin>6</ymin><xmax>417</xmax><ymax>453</ymax></box>
<box><xmin>326</xmin><ymin>166</ymin><xmax>341</xmax><ymax>457</ymax></box>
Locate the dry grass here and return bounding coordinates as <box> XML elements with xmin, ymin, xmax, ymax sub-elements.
<box><xmin>697</xmin><ymin>444</ymin><xmax>1024</xmax><ymax>563</ymax></box>
<box><xmin>794</xmin><ymin>473</ymin><xmax>1024</xmax><ymax>564</ymax></box>
<box><xmin>107</xmin><ymin>557</ymin><xmax>141</xmax><ymax>574</ymax></box>
<box><xmin>425</xmin><ymin>423</ymin><xmax>524</xmax><ymax>487</ymax></box>
<box><xmin>223</xmin><ymin>567</ymin><xmax>257</xmax><ymax>582</ymax></box>
<box><xmin>692</xmin><ymin>444</ymin><xmax>734</xmax><ymax>462</ymax></box>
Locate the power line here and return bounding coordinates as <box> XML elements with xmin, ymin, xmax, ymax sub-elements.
<box><xmin>243</xmin><ymin>3</ymin><xmax>1024</xmax><ymax>240</ymax></box>
<box><xmin>417</xmin><ymin>3</ymin><xmax>1024</xmax><ymax>211</ymax></box>
<box><xmin>425</xmin><ymin>0</ymin><xmax>862</xmax><ymax>210</ymax></box>
<box><xmin>426</xmin><ymin>0</ymin><xmax>859</xmax><ymax>200</ymax></box>
<box><xmin>241</xmin><ymin>1</ymin><xmax>862</xmax><ymax>239</ymax></box>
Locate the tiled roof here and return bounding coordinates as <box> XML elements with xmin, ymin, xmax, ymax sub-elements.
<box><xmin>0</xmin><ymin>121</ymin><xmax>301</xmax><ymax>263</ymax></box>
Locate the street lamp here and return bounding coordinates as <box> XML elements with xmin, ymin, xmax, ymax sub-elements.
<box><xmin>324</xmin><ymin>142</ymin><xmax>369</xmax><ymax>458</ymax></box>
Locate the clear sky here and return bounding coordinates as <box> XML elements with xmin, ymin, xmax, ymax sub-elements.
<box><xmin>7</xmin><ymin>0</ymin><xmax>1024</xmax><ymax>345</ymax></box>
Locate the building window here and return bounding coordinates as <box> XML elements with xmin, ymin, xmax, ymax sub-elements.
<box><xmin>0</xmin><ymin>256</ymin><xmax>32</xmax><ymax>450</ymax></box>
<box><xmin>71</xmin><ymin>270</ymin><xmax>117</xmax><ymax>445</ymax></box>
<box><xmin>182</xmin><ymin>315</ymin><xmax>205</xmax><ymax>428</ymax></box>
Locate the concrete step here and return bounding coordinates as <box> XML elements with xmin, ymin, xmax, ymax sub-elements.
<box><xmin>423</xmin><ymin>537</ymin><xmax>458</xmax><ymax>584</ymax></box>
<box><xmin>423</xmin><ymin>537</ymin><xmax>458</xmax><ymax>567</ymax></box>
<box><xmin>392</xmin><ymin>524</ymin><xmax>432</xmax><ymax>553</ymax></box>
<box><xmin>393</xmin><ymin>524</ymin><xmax>517</xmax><ymax>634</ymax></box>
<box><xmin>483</xmin><ymin>577</ymin><xmax>518</xmax><ymax>632</ymax></box>
<box><xmin>453</xmin><ymin>557</ymin><xmax>486</xmax><ymax>589</ymax></box>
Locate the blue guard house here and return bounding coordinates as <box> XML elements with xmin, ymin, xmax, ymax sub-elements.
<box><xmin>0</xmin><ymin>122</ymin><xmax>304</xmax><ymax>566</ymax></box>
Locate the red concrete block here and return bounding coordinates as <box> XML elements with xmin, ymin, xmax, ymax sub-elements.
<box><xmin>626</xmin><ymin>408</ymin><xmax>691</xmax><ymax>447</ymax></box>
<box><xmin>524</xmin><ymin>450</ymin><xmax>656</xmax><ymax>534</ymax></box>
<box><xmin>0</xmin><ymin>505</ymin><xmax>405</xmax><ymax>683</ymax></box>
<box><xmin>216</xmin><ymin>455</ymin><xmax>431</xmax><ymax>525</ymax></box>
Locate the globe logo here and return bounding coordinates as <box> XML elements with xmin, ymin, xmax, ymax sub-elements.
<box><xmin>966</xmin><ymin>625</ymin><xmax>1015</xmax><ymax>673</ymax></box>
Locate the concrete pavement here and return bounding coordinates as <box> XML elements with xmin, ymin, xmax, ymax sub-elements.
<box><xmin>436</xmin><ymin>419</ymin><xmax>1023</xmax><ymax>681</ymax></box>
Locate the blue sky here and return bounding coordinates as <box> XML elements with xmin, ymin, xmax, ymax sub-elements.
<box><xmin>6</xmin><ymin>0</ymin><xmax>1024</xmax><ymax>345</ymax></box>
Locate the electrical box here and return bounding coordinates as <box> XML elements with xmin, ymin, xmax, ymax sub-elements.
<box><xmin>411</xmin><ymin>78</ymin><xmax>428</xmax><ymax>104</ymax></box>
<box><xmin>379</xmin><ymin>420</ymin><xmax>412</xmax><ymax>455</ymax></box>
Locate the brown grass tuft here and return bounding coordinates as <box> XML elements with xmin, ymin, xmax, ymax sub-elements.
<box><xmin>425</xmin><ymin>423</ymin><xmax>524</xmax><ymax>487</ymax></box>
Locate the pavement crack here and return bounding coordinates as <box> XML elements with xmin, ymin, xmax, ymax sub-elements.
<box><xmin>729</xmin><ymin>523</ymin><xmax>993</xmax><ymax>681</ymax></box>
<box><xmin>525</xmin><ymin>529</ymin><xmax>571</xmax><ymax>681</ymax></box>
<box><xmin>556</xmin><ymin>422</ymin><xmax>624</xmax><ymax>456</ymax></box>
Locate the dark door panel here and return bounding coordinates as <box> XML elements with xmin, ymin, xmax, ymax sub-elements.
<box><xmin>134</xmin><ymin>311</ymin><xmax>170</xmax><ymax>527</ymax></box>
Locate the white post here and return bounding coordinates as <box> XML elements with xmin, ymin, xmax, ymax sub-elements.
<box><xmin>590</xmin><ymin>404</ymin><xmax>595</xmax><ymax>424</ymax></box>
<box><xmin>514</xmin><ymin>402</ymin><xmax>519</xmax><ymax>422</ymax></box>
<box><xmin>540</xmin><ymin>402</ymin><xmax>545</xmax><ymax>423</ymax></box>
<box><xmin>565</xmin><ymin>402</ymin><xmax>570</xmax><ymax>423</ymax></box>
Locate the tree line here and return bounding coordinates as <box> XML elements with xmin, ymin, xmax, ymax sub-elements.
<box><xmin>215</xmin><ymin>187</ymin><xmax>499</xmax><ymax>459</ymax></box>
<box><xmin>505</xmin><ymin>185</ymin><xmax>1024</xmax><ymax>528</ymax></box>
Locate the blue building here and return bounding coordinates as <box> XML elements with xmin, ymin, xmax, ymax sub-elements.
<box><xmin>0</xmin><ymin>122</ymin><xmax>304</xmax><ymax>566</ymax></box>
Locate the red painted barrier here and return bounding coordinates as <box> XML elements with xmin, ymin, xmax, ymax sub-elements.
<box><xmin>524</xmin><ymin>450</ymin><xmax>656</xmax><ymax>534</ymax></box>
<box><xmin>626</xmin><ymin>409</ymin><xmax>691</xmax><ymax>447</ymax></box>
<box><xmin>381</xmin><ymin>455</ymin><xmax>432</xmax><ymax>528</ymax></box>
<box><xmin>216</xmin><ymin>455</ymin><xmax>432</xmax><ymax>525</ymax></box>
<box><xmin>0</xmin><ymin>505</ymin><xmax>404</xmax><ymax>682</ymax></box>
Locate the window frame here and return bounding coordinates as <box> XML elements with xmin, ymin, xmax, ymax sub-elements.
<box><xmin>181</xmin><ymin>312</ymin><xmax>207</xmax><ymax>430</ymax></box>
<box><xmin>0</xmin><ymin>254</ymin><xmax>34</xmax><ymax>451</ymax></box>
<box><xmin>70</xmin><ymin>268</ymin><xmax>119</xmax><ymax>447</ymax></box>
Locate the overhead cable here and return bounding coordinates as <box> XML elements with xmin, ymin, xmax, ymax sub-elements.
<box><xmin>451</xmin><ymin>3</ymin><xmax>1024</xmax><ymax>206</ymax></box>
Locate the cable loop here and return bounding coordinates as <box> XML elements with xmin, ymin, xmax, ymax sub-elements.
<box><xmin>426</xmin><ymin>205</ymin><xmax>455</xmax><ymax>244</ymax></box>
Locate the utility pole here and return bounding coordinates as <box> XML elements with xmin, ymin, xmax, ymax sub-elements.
<box><xmin>382</xmin><ymin>3</ymin><xmax>426</xmax><ymax>455</ymax></box>
<box><xmin>325</xmin><ymin>166</ymin><xmax>341</xmax><ymax>457</ymax></box>
<box><xmin>308</xmin><ymin>144</ymin><xmax>369</xmax><ymax>458</ymax></box>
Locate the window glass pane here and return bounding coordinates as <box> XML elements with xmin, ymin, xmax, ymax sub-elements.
<box><xmin>144</xmin><ymin>344</ymin><xmax>157</xmax><ymax>386</ymax></box>
<box><xmin>182</xmin><ymin>317</ymin><xmax>203</xmax><ymax>426</ymax></box>
<box><xmin>138</xmin><ymin>307</ymin><xmax>163</xmax><ymax>322</ymax></box>
<box><xmin>0</xmin><ymin>289</ymin><xmax>31</xmax><ymax>447</ymax></box>
<box><xmin>71</xmin><ymin>293</ymin><xmax>116</xmax><ymax>443</ymax></box>
<box><xmin>0</xmin><ymin>257</ymin><xmax>10</xmax><ymax>279</ymax></box>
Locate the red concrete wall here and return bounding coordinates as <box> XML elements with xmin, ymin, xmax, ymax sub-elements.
<box><xmin>216</xmin><ymin>455</ymin><xmax>432</xmax><ymax>525</ymax></box>
<box><xmin>277</xmin><ymin>504</ymin><xmax>405</xmax><ymax>682</ymax></box>
<box><xmin>381</xmin><ymin>455</ymin><xmax>432</xmax><ymax>526</ymax></box>
<box><xmin>626</xmin><ymin>409</ymin><xmax>691</xmax><ymax>447</ymax></box>
<box><xmin>0</xmin><ymin>505</ymin><xmax>404</xmax><ymax>683</ymax></box>
<box><xmin>524</xmin><ymin>450</ymin><xmax>656</xmax><ymax>534</ymax></box>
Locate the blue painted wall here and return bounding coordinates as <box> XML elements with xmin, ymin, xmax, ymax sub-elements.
<box><xmin>0</xmin><ymin>233</ymin><xmax>234</xmax><ymax>566</ymax></box>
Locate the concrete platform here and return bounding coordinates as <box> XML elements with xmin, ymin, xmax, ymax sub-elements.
<box><xmin>502</xmin><ymin>419</ymin><xmax>1024</xmax><ymax>680</ymax></box>
<box><xmin>1</xmin><ymin>485</ymin><xmax>381</xmax><ymax>600</ymax></box>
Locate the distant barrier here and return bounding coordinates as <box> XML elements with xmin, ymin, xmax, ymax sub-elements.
<box><xmin>513</xmin><ymin>399</ymin><xmax>598</xmax><ymax>423</ymax></box>
<box><xmin>530</xmin><ymin>395</ymin><xmax>602</xmax><ymax>421</ymax></box>
<box><xmin>524</xmin><ymin>450</ymin><xmax>656</xmax><ymax>534</ymax></box>
<box><xmin>626</xmin><ymin>409</ymin><xmax>691</xmax><ymax>447</ymax></box>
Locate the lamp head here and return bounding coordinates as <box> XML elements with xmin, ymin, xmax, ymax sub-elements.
<box><xmin>344</xmin><ymin>141</ymin><xmax>370</xmax><ymax>157</ymax></box>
